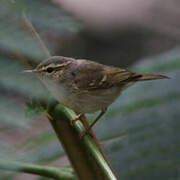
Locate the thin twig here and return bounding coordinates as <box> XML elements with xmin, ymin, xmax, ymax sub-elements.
<box><xmin>22</xmin><ymin>11</ymin><xmax>51</xmax><ymax>59</ymax></box>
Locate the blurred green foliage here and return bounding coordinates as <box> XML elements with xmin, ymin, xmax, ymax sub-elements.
<box><xmin>25</xmin><ymin>98</ymin><xmax>45</xmax><ymax>118</ymax></box>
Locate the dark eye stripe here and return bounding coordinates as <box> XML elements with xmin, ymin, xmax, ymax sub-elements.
<box><xmin>42</xmin><ymin>66</ymin><xmax>64</xmax><ymax>73</ymax></box>
<box><xmin>46</xmin><ymin>67</ymin><xmax>54</xmax><ymax>73</ymax></box>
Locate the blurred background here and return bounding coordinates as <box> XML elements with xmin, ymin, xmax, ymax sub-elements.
<box><xmin>0</xmin><ymin>0</ymin><xmax>180</xmax><ymax>179</ymax></box>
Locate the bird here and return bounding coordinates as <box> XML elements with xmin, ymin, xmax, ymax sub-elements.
<box><xmin>24</xmin><ymin>56</ymin><xmax>168</xmax><ymax>137</ymax></box>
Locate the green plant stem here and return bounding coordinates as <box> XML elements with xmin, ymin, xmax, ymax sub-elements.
<box><xmin>0</xmin><ymin>160</ymin><xmax>75</xmax><ymax>180</ymax></box>
<box><xmin>48</xmin><ymin>105</ymin><xmax>117</xmax><ymax>180</ymax></box>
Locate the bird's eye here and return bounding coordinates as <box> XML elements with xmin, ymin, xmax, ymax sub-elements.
<box><xmin>46</xmin><ymin>67</ymin><xmax>54</xmax><ymax>73</ymax></box>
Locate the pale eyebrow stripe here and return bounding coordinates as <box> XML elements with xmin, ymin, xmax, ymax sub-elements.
<box><xmin>41</xmin><ymin>61</ymin><xmax>72</xmax><ymax>71</ymax></box>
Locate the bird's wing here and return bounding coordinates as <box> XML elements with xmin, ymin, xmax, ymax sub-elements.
<box><xmin>73</xmin><ymin>60</ymin><xmax>135</xmax><ymax>91</ymax></box>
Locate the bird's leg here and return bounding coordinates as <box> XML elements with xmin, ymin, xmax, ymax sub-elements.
<box><xmin>70</xmin><ymin>113</ymin><xmax>84</xmax><ymax>125</ymax></box>
<box><xmin>71</xmin><ymin>113</ymin><xmax>94</xmax><ymax>137</ymax></box>
<box><xmin>80</xmin><ymin>108</ymin><xmax>107</xmax><ymax>138</ymax></box>
<box><xmin>78</xmin><ymin>114</ymin><xmax>94</xmax><ymax>138</ymax></box>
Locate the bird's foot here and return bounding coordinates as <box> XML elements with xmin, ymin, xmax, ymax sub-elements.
<box><xmin>79</xmin><ymin>130</ymin><xmax>87</xmax><ymax>138</ymax></box>
<box><xmin>80</xmin><ymin>128</ymin><xmax>92</xmax><ymax>138</ymax></box>
<box><xmin>70</xmin><ymin>113</ymin><xmax>83</xmax><ymax>126</ymax></box>
<box><xmin>71</xmin><ymin>113</ymin><xmax>94</xmax><ymax>138</ymax></box>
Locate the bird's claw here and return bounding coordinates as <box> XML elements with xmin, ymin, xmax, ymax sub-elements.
<box><xmin>80</xmin><ymin>129</ymin><xmax>93</xmax><ymax>138</ymax></box>
<box><xmin>70</xmin><ymin>113</ymin><xmax>83</xmax><ymax>126</ymax></box>
<box><xmin>70</xmin><ymin>113</ymin><xmax>93</xmax><ymax>138</ymax></box>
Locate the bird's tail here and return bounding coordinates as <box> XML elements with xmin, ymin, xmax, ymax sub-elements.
<box><xmin>134</xmin><ymin>74</ymin><xmax>169</xmax><ymax>81</ymax></box>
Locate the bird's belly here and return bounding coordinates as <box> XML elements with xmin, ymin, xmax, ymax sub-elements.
<box><xmin>44</xmin><ymin>81</ymin><xmax>121</xmax><ymax>114</ymax></box>
<box><xmin>63</xmin><ymin>87</ymin><xmax>121</xmax><ymax>113</ymax></box>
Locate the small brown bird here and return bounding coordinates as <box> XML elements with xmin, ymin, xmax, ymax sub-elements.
<box><xmin>24</xmin><ymin>56</ymin><xmax>168</xmax><ymax>136</ymax></box>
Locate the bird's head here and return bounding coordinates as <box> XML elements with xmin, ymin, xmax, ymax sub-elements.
<box><xmin>23</xmin><ymin>56</ymin><xmax>74</xmax><ymax>82</ymax></box>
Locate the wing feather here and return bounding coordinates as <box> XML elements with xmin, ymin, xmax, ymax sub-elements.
<box><xmin>73</xmin><ymin>59</ymin><xmax>134</xmax><ymax>91</ymax></box>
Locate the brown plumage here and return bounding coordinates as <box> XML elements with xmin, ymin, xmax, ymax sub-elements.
<box><xmin>24</xmin><ymin>56</ymin><xmax>169</xmax><ymax>137</ymax></box>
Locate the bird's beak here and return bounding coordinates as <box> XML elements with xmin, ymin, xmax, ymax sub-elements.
<box><xmin>22</xmin><ymin>69</ymin><xmax>39</xmax><ymax>73</ymax></box>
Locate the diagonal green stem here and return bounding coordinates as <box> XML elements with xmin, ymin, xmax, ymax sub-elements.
<box><xmin>48</xmin><ymin>105</ymin><xmax>117</xmax><ymax>180</ymax></box>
